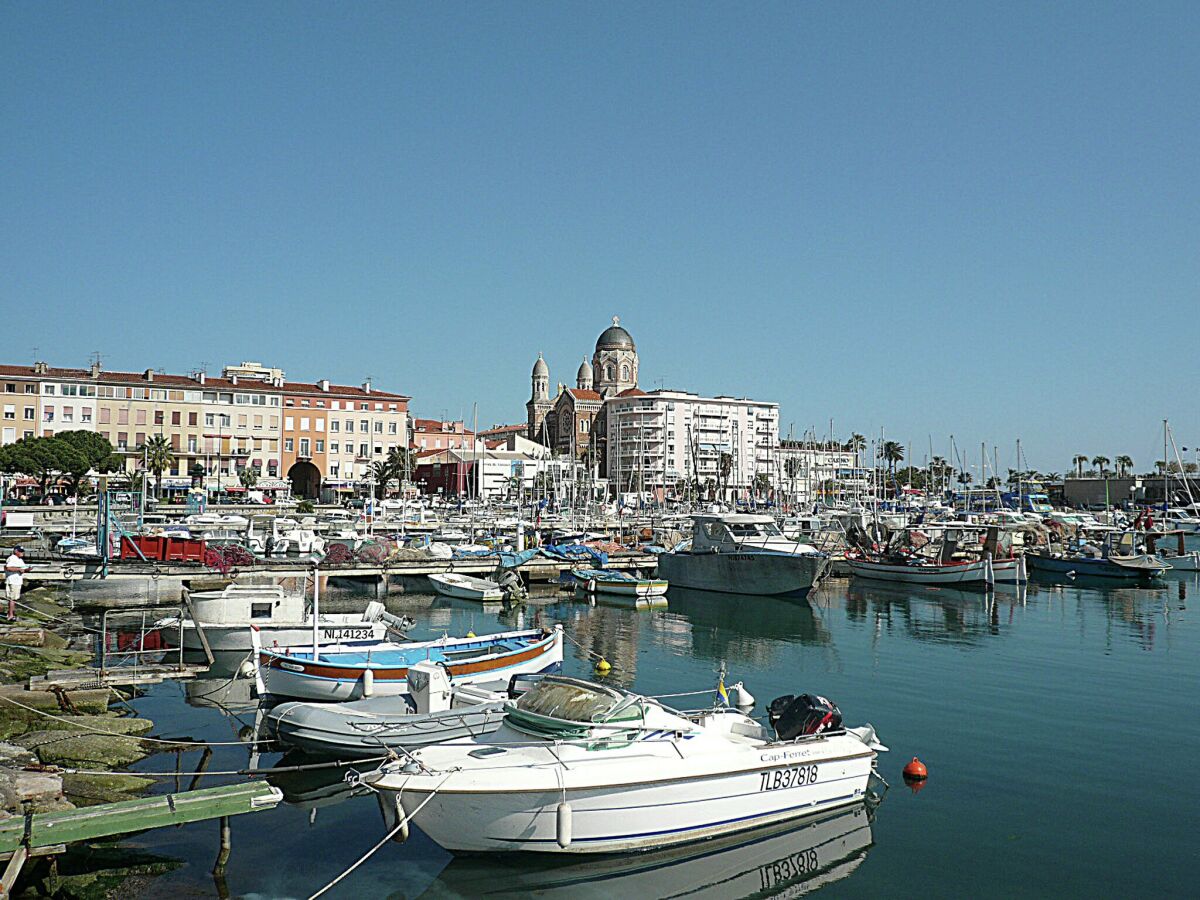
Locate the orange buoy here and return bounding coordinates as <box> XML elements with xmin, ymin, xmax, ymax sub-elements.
<box><xmin>902</xmin><ymin>757</ymin><xmax>928</xmax><ymax>781</ymax></box>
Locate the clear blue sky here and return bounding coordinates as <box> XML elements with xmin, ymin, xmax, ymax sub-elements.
<box><xmin>4</xmin><ymin>2</ymin><xmax>1198</xmax><ymax>474</ymax></box>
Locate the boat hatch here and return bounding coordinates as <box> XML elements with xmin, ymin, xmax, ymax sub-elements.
<box><xmin>468</xmin><ymin>746</ymin><xmax>508</xmax><ymax>758</ymax></box>
<box><xmin>250</xmin><ymin>603</ymin><xmax>273</xmax><ymax>619</ymax></box>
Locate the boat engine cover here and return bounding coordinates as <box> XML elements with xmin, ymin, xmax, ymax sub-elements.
<box><xmin>769</xmin><ymin>693</ymin><xmax>842</xmax><ymax>742</ymax></box>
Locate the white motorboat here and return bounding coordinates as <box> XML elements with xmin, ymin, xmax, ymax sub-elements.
<box><xmin>358</xmin><ymin>675</ymin><xmax>885</xmax><ymax>854</ymax></box>
<box><xmin>656</xmin><ymin>514</ymin><xmax>825</xmax><ymax>597</ymax></box>
<box><xmin>846</xmin><ymin>556</ymin><xmax>997</xmax><ymax>585</ymax></box>
<box><xmin>161</xmin><ymin>584</ymin><xmax>411</xmax><ymax>651</ymax></box>
<box><xmin>422</xmin><ymin>801</ymin><xmax>875</xmax><ymax>896</ymax></box>
<box><xmin>428</xmin><ymin>572</ymin><xmax>505</xmax><ymax>602</ymax></box>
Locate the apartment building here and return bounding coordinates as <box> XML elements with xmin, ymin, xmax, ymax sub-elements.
<box><xmin>0</xmin><ymin>360</ymin><xmax>409</xmax><ymax>499</ymax></box>
<box><xmin>605</xmin><ymin>389</ymin><xmax>780</xmax><ymax>500</ymax></box>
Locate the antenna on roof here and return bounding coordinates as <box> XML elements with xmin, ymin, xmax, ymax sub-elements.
<box><xmin>90</xmin><ymin>351</ymin><xmax>103</xmax><ymax>368</ymax></box>
<box><xmin>32</xmin><ymin>346</ymin><xmax>39</xmax><ymax>363</ymax></box>
<box><xmin>197</xmin><ymin>360</ymin><xmax>210</xmax><ymax>375</ymax></box>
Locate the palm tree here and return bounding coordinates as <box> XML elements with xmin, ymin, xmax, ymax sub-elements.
<box><xmin>846</xmin><ymin>433</ymin><xmax>866</xmax><ymax>464</ymax></box>
<box><xmin>957</xmin><ymin>471</ymin><xmax>973</xmax><ymax>486</ymax></box>
<box><xmin>881</xmin><ymin>441</ymin><xmax>904</xmax><ymax>474</ymax></box>
<box><xmin>142</xmin><ymin>435</ymin><xmax>175</xmax><ymax>498</ymax></box>
<box><xmin>238</xmin><ymin>465</ymin><xmax>260</xmax><ymax>490</ymax></box>
<box><xmin>1115</xmin><ymin>455</ymin><xmax>1133</xmax><ymax>477</ymax></box>
<box><xmin>718</xmin><ymin>453</ymin><xmax>734</xmax><ymax>501</ymax></box>
<box><xmin>1072</xmin><ymin>455</ymin><xmax>1088</xmax><ymax>478</ymax></box>
<box><xmin>1091</xmin><ymin>455</ymin><xmax>1110</xmax><ymax>477</ymax></box>
<box><xmin>369</xmin><ymin>459</ymin><xmax>395</xmax><ymax>499</ymax></box>
<box><xmin>784</xmin><ymin>455</ymin><xmax>802</xmax><ymax>503</ymax></box>
<box><xmin>752</xmin><ymin>472</ymin><xmax>771</xmax><ymax>500</ymax></box>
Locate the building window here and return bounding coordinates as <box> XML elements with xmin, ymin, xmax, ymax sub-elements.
<box><xmin>299</xmin><ymin>438</ymin><xmax>310</xmax><ymax>456</ymax></box>
<box><xmin>2</xmin><ymin>406</ymin><xmax>13</xmax><ymax>420</ymax></box>
<box><xmin>205</xmin><ymin>413</ymin><xmax>215</xmax><ymax>427</ymax></box>
<box><xmin>284</xmin><ymin>417</ymin><xmax>294</xmax><ymax>431</ymax></box>
<box><xmin>330</xmin><ymin>442</ymin><xmax>339</xmax><ymax>453</ymax></box>
<box><xmin>81</xmin><ymin>409</ymin><xmax>92</xmax><ymax>423</ymax></box>
<box><xmin>154</xmin><ymin>410</ymin><xmax>164</xmax><ymax>425</ymax></box>
<box><xmin>3</xmin><ymin>385</ymin><xmax>12</xmax><ymax>393</ymax></box>
<box><xmin>374</xmin><ymin>421</ymin><xmax>382</xmax><ymax>433</ymax></box>
<box><xmin>24</xmin><ymin>407</ymin><xmax>34</xmax><ymax>420</ymax></box>
<box><xmin>315</xmin><ymin>440</ymin><xmax>324</xmax><ymax>453</ymax></box>
<box><xmin>330</xmin><ymin>420</ymin><xmax>339</xmax><ymax>432</ymax></box>
<box><xmin>359</xmin><ymin>443</ymin><xmax>368</xmax><ymax>458</ymax></box>
<box><xmin>388</xmin><ymin>422</ymin><xmax>397</xmax><ymax>434</ymax></box>
<box><xmin>345</xmin><ymin>420</ymin><xmax>354</xmax><ymax>432</ymax></box>
<box><xmin>360</xmin><ymin>420</ymin><xmax>369</xmax><ymax>433</ymax></box>
<box><xmin>284</xmin><ymin>438</ymin><xmax>294</xmax><ymax>452</ymax></box>
<box><xmin>329</xmin><ymin>463</ymin><xmax>339</xmax><ymax>477</ymax></box>
<box><xmin>24</xmin><ymin>385</ymin><xmax>35</xmax><ymax>394</ymax></box>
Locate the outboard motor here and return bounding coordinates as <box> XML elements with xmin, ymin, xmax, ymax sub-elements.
<box><xmin>767</xmin><ymin>694</ymin><xmax>843</xmax><ymax>741</ymax></box>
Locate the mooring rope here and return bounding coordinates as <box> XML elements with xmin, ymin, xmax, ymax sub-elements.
<box><xmin>307</xmin><ymin>771</ymin><xmax>453</xmax><ymax>900</ymax></box>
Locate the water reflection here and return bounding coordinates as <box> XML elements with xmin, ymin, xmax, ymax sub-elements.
<box><xmin>662</xmin><ymin>587</ymin><xmax>831</xmax><ymax>667</ymax></box>
<box><xmin>842</xmin><ymin>581</ymin><xmax>1016</xmax><ymax>646</ymax></box>
<box><xmin>414</xmin><ymin>802</ymin><xmax>877</xmax><ymax>899</ymax></box>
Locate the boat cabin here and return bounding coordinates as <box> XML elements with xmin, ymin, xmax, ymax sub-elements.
<box><xmin>185</xmin><ymin>584</ymin><xmax>304</xmax><ymax>626</ymax></box>
<box><xmin>689</xmin><ymin>514</ymin><xmax>818</xmax><ymax>555</ymax></box>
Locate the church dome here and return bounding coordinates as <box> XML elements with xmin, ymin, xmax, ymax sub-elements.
<box><xmin>532</xmin><ymin>353</ymin><xmax>549</xmax><ymax>377</ymax></box>
<box><xmin>576</xmin><ymin>358</ymin><xmax>593</xmax><ymax>386</ymax></box>
<box><xmin>595</xmin><ymin>316</ymin><xmax>635</xmax><ymax>351</ymax></box>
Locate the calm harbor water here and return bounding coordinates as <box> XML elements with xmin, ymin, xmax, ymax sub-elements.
<box><xmin>110</xmin><ymin>569</ymin><xmax>1198</xmax><ymax>899</ymax></box>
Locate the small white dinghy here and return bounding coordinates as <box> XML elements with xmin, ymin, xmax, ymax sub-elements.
<box><xmin>358</xmin><ymin>676</ymin><xmax>886</xmax><ymax>854</ymax></box>
<box><xmin>571</xmin><ymin>568</ymin><xmax>669</xmax><ymax>600</ymax></box>
<box><xmin>428</xmin><ymin>572</ymin><xmax>504</xmax><ymax>602</ymax></box>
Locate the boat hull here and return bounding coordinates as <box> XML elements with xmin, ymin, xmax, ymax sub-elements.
<box><xmin>1027</xmin><ymin>553</ymin><xmax>1165</xmax><ymax>580</ymax></box>
<box><xmin>846</xmin><ymin>558</ymin><xmax>994</xmax><ymax>586</ymax></box>
<box><xmin>269</xmin><ymin>698</ymin><xmax>508</xmax><ymax>757</ymax></box>
<box><xmin>174</xmin><ymin>620</ymin><xmax>387</xmax><ymax>652</ymax></box>
<box><xmin>257</xmin><ymin>628</ymin><xmax>563</xmax><ymax>702</ymax></box>
<box><xmin>656</xmin><ymin>551</ymin><xmax>821</xmax><ymax>597</ymax></box>
<box><xmin>381</xmin><ymin>746</ymin><xmax>875</xmax><ymax>854</ymax></box>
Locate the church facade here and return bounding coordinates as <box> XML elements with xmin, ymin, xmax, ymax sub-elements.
<box><xmin>526</xmin><ymin>316</ymin><xmax>640</xmax><ymax>459</ymax></box>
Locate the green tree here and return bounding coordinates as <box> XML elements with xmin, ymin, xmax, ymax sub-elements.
<box><xmin>881</xmin><ymin>441</ymin><xmax>904</xmax><ymax>474</ymax></box>
<box><xmin>368</xmin><ymin>459</ymin><xmax>393</xmax><ymax>499</ymax></box>
<box><xmin>142</xmin><ymin>434</ymin><xmax>176</xmax><ymax>498</ymax></box>
<box><xmin>238</xmin><ymin>465</ymin><xmax>260</xmax><ymax>490</ymax></box>
<box><xmin>846</xmin><ymin>433</ymin><xmax>866</xmax><ymax>465</ymax></box>
<box><xmin>1115</xmin><ymin>455</ymin><xmax>1133</xmax><ymax>477</ymax></box>
<box><xmin>56</xmin><ymin>430</ymin><xmax>121</xmax><ymax>497</ymax></box>
<box><xmin>1072</xmin><ymin>455</ymin><xmax>1088</xmax><ymax>478</ymax></box>
<box><xmin>1091</xmin><ymin>455</ymin><xmax>1110</xmax><ymax>477</ymax></box>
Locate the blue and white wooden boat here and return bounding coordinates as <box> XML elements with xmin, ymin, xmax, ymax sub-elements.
<box><xmin>253</xmin><ymin>625</ymin><xmax>564</xmax><ymax>702</ymax></box>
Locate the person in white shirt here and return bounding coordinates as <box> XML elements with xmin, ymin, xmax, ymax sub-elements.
<box><xmin>5</xmin><ymin>546</ymin><xmax>28</xmax><ymax>620</ymax></box>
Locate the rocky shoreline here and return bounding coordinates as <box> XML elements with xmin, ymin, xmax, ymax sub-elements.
<box><xmin>0</xmin><ymin>587</ymin><xmax>163</xmax><ymax>814</ymax></box>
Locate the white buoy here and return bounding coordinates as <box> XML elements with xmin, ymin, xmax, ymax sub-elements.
<box><xmin>237</xmin><ymin>659</ymin><xmax>256</xmax><ymax>679</ymax></box>
<box><xmin>727</xmin><ymin>681</ymin><xmax>756</xmax><ymax>715</ymax></box>
<box><xmin>984</xmin><ymin>552</ymin><xmax>995</xmax><ymax>586</ymax></box>
<box><xmin>362</xmin><ymin>667</ymin><xmax>375</xmax><ymax>697</ymax></box>
<box><xmin>556</xmin><ymin>801</ymin><xmax>573</xmax><ymax>848</ymax></box>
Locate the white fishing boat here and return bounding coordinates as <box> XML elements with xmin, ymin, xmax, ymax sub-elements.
<box><xmin>846</xmin><ymin>556</ymin><xmax>997</xmax><ymax>586</ymax></box>
<box><xmin>254</xmin><ymin>625</ymin><xmax>564</xmax><ymax>702</ymax></box>
<box><xmin>428</xmin><ymin>572</ymin><xmax>505</xmax><ymax>602</ymax></box>
<box><xmin>656</xmin><ymin>514</ymin><xmax>825</xmax><ymax>597</ymax></box>
<box><xmin>161</xmin><ymin>583</ymin><xmax>411</xmax><ymax>651</ymax></box>
<box><xmin>358</xmin><ymin>675</ymin><xmax>886</xmax><ymax>854</ymax></box>
<box><xmin>570</xmin><ymin>568</ymin><xmax>669</xmax><ymax>599</ymax></box>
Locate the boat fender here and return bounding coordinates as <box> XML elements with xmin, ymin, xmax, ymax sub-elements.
<box><xmin>594</xmin><ymin>658</ymin><xmax>611</xmax><ymax>675</ymax></box>
<box><xmin>362</xmin><ymin>667</ymin><xmax>374</xmax><ymax>697</ymax></box>
<box><xmin>385</xmin><ymin>792</ymin><xmax>410</xmax><ymax>844</ymax></box>
<box><xmin>587</xmin><ymin>579</ymin><xmax>597</xmax><ymax>593</ymax></box>
<box><xmin>556</xmin><ymin>801</ymin><xmax>572</xmax><ymax>848</ymax></box>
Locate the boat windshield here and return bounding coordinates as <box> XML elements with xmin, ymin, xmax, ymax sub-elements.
<box><xmin>515</xmin><ymin>678</ymin><xmax>622</xmax><ymax>723</ymax></box>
